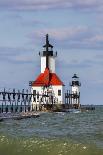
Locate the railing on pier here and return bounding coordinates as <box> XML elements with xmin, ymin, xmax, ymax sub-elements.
<box><xmin>65</xmin><ymin>90</ymin><xmax>80</xmax><ymax>108</ymax></box>
<box><xmin>0</xmin><ymin>88</ymin><xmax>82</xmax><ymax>113</ymax></box>
<box><xmin>0</xmin><ymin>89</ymin><xmax>34</xmax><ymax>113</ymax></box>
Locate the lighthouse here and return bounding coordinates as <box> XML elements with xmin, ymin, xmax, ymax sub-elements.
<box><xmin>40</xmin><ymin>34</ymin><xmax>56</xmax><ymax>73</ymax></box>
<box><xmin>31</xmin><ymin>34</ymin><xmax>64</xmax><ymax>110</ymax></box>
<box><xmin>69</xmin><ymin>74</ymin><xmax>81</xmax><ymax>108</ymax></box>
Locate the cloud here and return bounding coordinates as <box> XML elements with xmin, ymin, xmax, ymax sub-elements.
<box><xmin>95</xmin><ymin>54</ymin><xmax>103</xmax><ymax>60</ymax></box>
<box><xmin>22</xmin><ymin>19</ymin><xmax>47</xmax><ymax>28</ymax></box>
<box><xmin>0</xmin><ymin>46</ymin><xmax>37</xmax><ymax>64</ymax></box>
<box><xmin>31</xmin><ymin>26</ymin><xmax>88</xmax><ymax>40</ymax></box>
<box><xmin>57</xmin><ymin>59</ymin><xmax>93</xmax><ymax>70</ymax></box>
<box><xmin>0</xmin><ymin>46</ymin><xmax>40</xmax><ymax>89</ymax></box>
<box><xmin>29</xmin><ymin>26</ymin><xmax>89</xmax><ymax>46</ymax></box>
<box><xmin>28</xmin><ymin>26</ymin><xmax>103</xmax><ymax>50</ymax></box>
<box><xmin>86</xmin><ymin>34</ymin><xmax>103</xmax><ymax>42</ymax></box>
<box><xmin>0</xmin><ymin>0</ymin><xmax>103</xmax><ymax>12</ymax></box>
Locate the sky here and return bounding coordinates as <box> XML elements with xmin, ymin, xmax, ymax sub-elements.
<box><xmin>0</xmin><ymin>0</ymin><xmax>103</xmax><ymax>104</ymax></box>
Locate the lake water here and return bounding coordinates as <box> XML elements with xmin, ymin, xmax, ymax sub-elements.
<box><xmin>0</xmin><ymin>106</ymin><xmax>103</xmax><ymax>155</ymax></box>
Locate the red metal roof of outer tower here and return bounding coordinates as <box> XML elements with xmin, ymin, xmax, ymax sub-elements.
<box><xmin>32</xmin><ymin>68</ymin><xmax>64</xmax><ymax>87</ymax></box>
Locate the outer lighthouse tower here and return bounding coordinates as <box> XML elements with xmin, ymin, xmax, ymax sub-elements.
<box><xmin>70</xmin><ymin>74</ymin><xmax>81</xmax><ymax>108</ymax></box>
<box><xmin>31</xmin><ymin>34</ymin><xmax>64</xmax><ymax>110</ymax></box>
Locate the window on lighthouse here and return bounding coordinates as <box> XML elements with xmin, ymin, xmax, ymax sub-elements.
<box><xmin>58</xmin><ymin>90</ymin><xmax>61</xmax><ymax>96</ymax></box>
<box><xmin>33</xmin><ymin>90</ymin><xmax>36</xmax><ymax>95</ymax></box>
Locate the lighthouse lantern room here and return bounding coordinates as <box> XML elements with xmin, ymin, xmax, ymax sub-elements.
<box><xmin>31</xmin><ymin>34</ymin><xmax>64</xmax><ymax>110</ymax></box>
<box><xmin>71</xmin><ymin>74</ymin><xmax>81</xmax><ymax>95</ymax></box>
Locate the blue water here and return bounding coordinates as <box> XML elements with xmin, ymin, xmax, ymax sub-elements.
<box><xmin>0</xmin><ymin>106</ymin><xmax>103</xmax><ymax>155</ymax></box>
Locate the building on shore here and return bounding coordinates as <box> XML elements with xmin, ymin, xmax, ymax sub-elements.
<box><xmin>31</xmin><ymin>34</ymin><xmax>64</xmax><ymax>110</ymax></box>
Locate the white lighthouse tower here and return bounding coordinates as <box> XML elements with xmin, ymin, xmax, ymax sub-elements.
<box><xmin>40</xmin><ymin>34</ymin><xmax>57</xmax><ymax>73</ymax></box>
<box><xmin>70</xmin><ymin>74</ymin><xmax>81</xmax><ymax>108</ymax></box>
<box><xmin>31</xmin><ymin>34</ymin><xmax>64</xmax><ymax>110</ymax></box>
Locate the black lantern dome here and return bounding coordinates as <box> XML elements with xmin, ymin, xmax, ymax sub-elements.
<box><xmin>70</xmin><ymin>74</ymin><xmax>81</xmax><ymax>86</ymax></box>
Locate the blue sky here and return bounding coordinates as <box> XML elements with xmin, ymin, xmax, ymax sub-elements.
<box><xmin>0</xmin><ymin>0</ymin><xmax>103</xmax><ymax>104</ymax></box>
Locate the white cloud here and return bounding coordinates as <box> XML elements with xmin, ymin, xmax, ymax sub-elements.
<box><xmin>86</xmin><ymin>35</ymin><xmax>103</xmax><ymax>42</ymax></box>
<box><xmin>29</xmin><ymin>26</ymin><xmax>103</xmax><ymax>49</ymax></box>
<box><xmin>0</xmin><ymin>0</ymin><xmax>103</xmax><ymax>11</ymax></box>
<box><xmin>0</xmin><ymin>47</ymin><xmax>37</xmax><ymax>63</ymax></box>
<box><xmin>31</xmin><ymin>27</ymin><xmax>87</xmax><ymax>40</ymax></box>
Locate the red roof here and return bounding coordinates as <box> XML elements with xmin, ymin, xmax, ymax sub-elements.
<box><xmin>32</xmin><ymin>68</ymin><xmax>64</xmax><ymax>87</ymax></box>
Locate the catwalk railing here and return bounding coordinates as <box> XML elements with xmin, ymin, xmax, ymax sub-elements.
<box><xmin>65</xmin><ymin>90</ymin><xmax>80</xmax><ymax>108</ymax></box>
<box><xmin>0</xmin><ymin>89</ymin><xmax>81</xmax><ymax>113</ymax></box>
<box><xmin>0</xmin><ymin>89</ymin><xmax>33</xmax><ymax>113</ymax></box>
<box><xmin>0</xmin><ymin>88</ymin><xmax>57</xmax><ymax>113</ymax></box>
